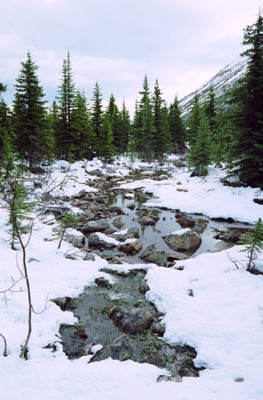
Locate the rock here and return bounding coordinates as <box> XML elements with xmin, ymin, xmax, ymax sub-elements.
<box><xmin>113</xmin><ymin>217</ymin><xmax>125</xmax><ymax>230</ymax></box>
<box><xmin>52</xmin><ymin>296</ymin><xmax>73</xmax><ymax>311</ymax></box>
<box><xmin>214</xmin><ymin>227</ymin><xmax>250</xmax><ymax>243</ymax></box>
<box><xmin>127</xmin><ymin>203</ymin><xmax>136</xmax><ymax>210</ymax></box>
<box><xmin>177</xmin><ymin>213</ymin><xmax>195</xmax><ymax>228</ymax></box>
<box><xmin>108</xmin><ymin>255</ymin><xmax>127</xmax><ymax>264</ymax></box>
<box><xmin>157</xmin><ymin>375</ymin><xmax>182</xmax><ymax>383</ymax></box>
<box><xmin>88</xmin><ymin>233</ymin><xmax>118</xmax><ymax>250</ymax></box>
<box><xmin>88</xmin><ymin>168</ymin><xmax>104</xmax><ymax>176</ymax></box>
<box><xmin>139</xmin><ymin>216</ymin><xmax>156</xmax><ymax>226</ymax></box>
<box><xmin>139</xmin><ymin>280</ymin><xmax>150</xmax><ymax>294</ymax></box>
<box><xmin>81</xmin><ymin>220</ymin><xmax>110</xmax><ymax>235</ymax></box>
<box><xmin>105</xmin><ymin>306</ymin><xmax>154</xmax><ymax>334</ymax></box>
<box><xmin>83</xmin><ymin>253</ymin><xmax>96</xmax><ymax>261</ymax></box>
<box><xmin>139</xmin><ymin>244</ymin><xmax>168</xmax><ymax>266</ymax></box>
<box><xmin>108</xmin><ymin>206</ymin><xmax>125</xmax><ymax>215</ymax></box>
<box><xmin>95</xmin><ymin>277</ymin><xmax>112</xmax><ymax>289</ymax></box>
<box><xmin>64</xmin><ymin>233</ymin><xmax>85</xmax><ymax>249</ymax></box>
<box><xmin>253</xmin><ymin>198</ymin><xmax>263</xmax><ymax>205</ymax></box>
<box><xmin>59</xmin><ymin>324</ymin><xmax>88</xmax><ymax>359</ymax></box>
<box><xmin>120</xmin><ymin>239</ymin><xmax>142</xmax><ymax>255</ymax></box>
<box><xmin>163</xmin><ymin>230</ymin><xmax>202</xmax><ymax>254</ymax></box>
<box><xmin>167</xmin><ymin>252</ymin><xmax>188</xmax><ymax>261</ymax></box>
<box><xmin>151</xmin><ymin>322</ymin><xmax>166</xmax><ymax>336</ymax></box>
<box><xmin>193</xmin><ymin>218</ymin><xmax>209</xmax><ymax>233</ymax></box>
<box><xmin>43</xmin><ymin>206</ymin><xmax>70</xmax><ymax>219</ymax></box>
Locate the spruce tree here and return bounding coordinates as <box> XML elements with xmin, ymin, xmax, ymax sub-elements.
<box><xmin>56</xmin><ymin>51</ymin><xmax>76</xmax><ymax>159</ymax></box>
<box><xmin>188</xmin><ymin>108</ymin><xmax>211</xmax><ymax>176</ymax></box>
<box><xmin>228</xmin><ymin>12</ymin><xmax>263</xmax><ymax>187</ymax></box>
<box><xmin>188</xmin><ymin>95</ymin><xmax>201</xmax><ymax>147</ymax></box>
<box><xmin>152</xmin><ymin>80</ymin><xmax>171</xmax><ymax>160</ymax></box>
<box><xmin>91</xmin><ymin>82</ymin><xmax>103</xmax><ymax>156</ymax></box>
<box><xmin>13</xmin><ymin>52</ymin><xmax>53</xmax><ymax>170</ymax></box>
<box><xmin>99</xmin><ymin>114</ymin><xmax>115</xmax><ymax>163</ymax></box>
<box><xmin>71</xmin><ymin>91</ymin><xmax>95</xmax><ymax>160</ymax></box>
<box><xmin>239</xmin><ymin>217</ymin><xmax>263</xmax><ymax>271</ymax></box>
<box><xmin>118</xmin><ymin>102</ymin><xmax>131</xmax><ymax>154</ymax></box>
<box><xmin>135</xmin><ymin>76</ymin><xmax>155</xmax><ymax>161</ymax></box>
<box><xmin>204</xmin><ymin>86</ymin><xmax>217</xmax><ymax>136</ymax></box>
<box><xmin>106</xmin><ymin>94</ymin><xmax>122</xmax><ymax>152</ymax></box>
<box><xmin>168</xmin><ymin>97</ymin><xmax>186</xmax><ymax>153</ymax></box>
<box><xmin>0</xmin><ymin>83</ymin><xmax>14</xmax><ymax>177</ymax></box>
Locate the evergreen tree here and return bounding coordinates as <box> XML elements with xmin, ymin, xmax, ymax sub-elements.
<box><xmin>56</xmin><ymin>51</ymin><xmax>76</xmax><ymax>159</ymax></box>
<box><xmin>0</xmin><ymin>83</ymin><xmax>14</xmax><ymax>177</ymax></box>
<box><xmin>188</xmin><ymin>95</ymin><xmax>201</xmax><ymax>147</ymax></box>
<box><xmin>118</xmin><ymin>102</ymin><xmax>131</xmax><ymax>154</ymax></box>
<box><xmin>168</xmin><ymin>97</ymin><xmax>186</xmax><ymax>153</ymax></box>
<box><xmin>152</xmin><ymin>80</ymin><xmax>171</xmax><ymax>159</ymax></box>
<box><xmin>13</xmin><ymin>52</ymin><xmax>53</xmax><ymax>170</ymax></box>
<box><xmin>239</xmin><ymin>217</ymin><xmax>263</xmax><ymax>270</ymax></box>
<box><xmin>99</xmin><ymin>113</ymin><xmax>115</xmax><ymax>163</ymax></box>
<box><xmin>188</xmin><ymin>108</ymin><xmax>211</xmax><ymax>176</ymax></box>
<box><xmin>228</xmin><ymin>12</ymin><xmax>263</xmax><ymax>187</ymax></box>
<box><xmin>204</xmin><ymin>86</ymin><xmax>217</xmax><ymax>136</ymax></box>
<box><xmin>135</xmin><ymin>76</ymin><xmax>155</xmax><ymax>161</ymax></box>
<box><xmin>91</xmin><ymin>82</ymin><xmax>103</xmax><ymax>156</ymax></box>
<box><xmin>71</xmin><ymin>91</ymin><xmax>95</xmax><ymax>160</ymax></box>
<box><xmin>106</xmin><ymin>94</ymin><xmax>122</xmax><ymax>152</ymax></box>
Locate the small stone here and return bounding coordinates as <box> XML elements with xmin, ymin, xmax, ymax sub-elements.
<box><xmin>95</xmin><ymin>277</ymin><xmax>112</xmax><ymax>289</ymax></box>
<box><xmin>235</xmin><ymin>377</ymin><xmax>244</xmax><ymax>383</ymax></box>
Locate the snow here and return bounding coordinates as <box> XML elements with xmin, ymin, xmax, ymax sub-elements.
<box><xmin>172</xmin><ymin>228</ymin><xmax>191</xmax><ymax>235</ymax></box>
<box><xmin>1</xmin><ymin>158</ymin><xmax>263</xmax><ymax>399</ymax></box>
<box><xmin>121</xmin><ymin>166</ymin><xmax>263</xmax><ymax>224</ymax></box>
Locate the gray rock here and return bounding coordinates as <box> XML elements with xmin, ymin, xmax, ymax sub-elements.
<box><xmin>177</xmin><ymin>213</ymin><xmax>195</xmax><ymax>228</ymax></box>
<box><xmin>120</xmin><ymin>239</ymin><xmax>142</xmax><ymax>255</ymax></box>
<box><xmin>43</xmin><ymin>206</ymin><xmax>70</xmax><ymax>219</ymax></box>
<box><xmin>167</xmin><ymin>252</ymin><xmax>189</xmax><ymax>261</ymax></box>
<box><xmin>83</xmin><ymin>253</ymin><xmax>96</xmax><ymax>261</ymax></box>
<box><xmin>163</xmin><ymin>230</ymin><xmax>202</xmax><ymax>254</ymax></box>
<box><xmin>64</xmin><ymin>233</ymin><xmax>85</xmax><ymax>249</ymax></box>
<box><xmin>59</xmin><ymin>324</ymin><xmax>88</xmax><ymax>359</ymax></box>
<box><xmin>151</xmin><ymin>322</ymin><xmax>166</xmax><ymax>336</ymax></box>
<box><xmin>105</xmin><ymin>306</ymin><xmax>154</xmax><ymax>334</ymax></box>
<box><xmin>95</xmin><ymin>277</ymin><xmax>112</xmax><ymax>289</ymax></box>
<box><xmin>139</xmin><ymin>216</ymin><xmax>156</xmax><ymax>226</ymax></box>
<box><xmin>139</xmin><ymin>244</ymin><xmax>168</xmax><ymax>266</ymax></box>
<box><xmin>139</xmin><ymin>280</ymin><xmax>150</xmax><ymax>294</ymax></box>
<box><xmin>88</xmin><ymin>233</ymin><xmax>118</xmax><ymax>250</ymax></box>
<box><xmin>113</xmin><ymin>217</ymin><xmax>125</xmax><ymax>230</ymax></box>
<box><xmin>108</xmin><ymin>206</ymin><xmax>125</xmax><ymax>215</ymax></box>
<box><xmin>81</xmin><ymin>220</ymin><xmax>110</xmax><ymax>234</ymax></box>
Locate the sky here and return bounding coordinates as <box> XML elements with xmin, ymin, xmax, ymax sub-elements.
<box><xmin>0</xmin><ymin>0</ymin><xmax>261</xmax><ymax>113</ymax></box>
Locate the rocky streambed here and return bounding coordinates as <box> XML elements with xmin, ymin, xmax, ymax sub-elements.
<box><xmin>44</xmin><ymin>163</ymin><xmax>253</xmax><ymax>380</ymax></box>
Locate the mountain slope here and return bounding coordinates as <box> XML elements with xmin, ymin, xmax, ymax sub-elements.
<box><xmin>179</xmin><ymin>56</ymin><xmax>247</xmax><ymax>117</ymax></box>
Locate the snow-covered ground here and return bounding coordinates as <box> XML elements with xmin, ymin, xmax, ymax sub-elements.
<box><xmin>1</xmin><ymin>158</ymin><xmax>263</xmax><ymax>400</ymax></box>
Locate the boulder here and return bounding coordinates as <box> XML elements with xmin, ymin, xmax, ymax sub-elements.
<box><xmin>108</xmin><ymin>206</ymin><xmax>125</xmax><ymax>215</ymax></box>
<box><xmin>139</xmin><ymin>216</ymin><xmax>156</xmax><ymax>226</ymax></box>
<box><xmin>81</xmin><ymin>220</ymin><xmax>110</xmax><ymax>235</ymax></box>
<box><xmin>163</xmin><ymin>230</ymin><xmax>202</xmax><ymax>254</ymax></box>
<box><xmin>139</xmin><ymin>244</ymin><xmax>168</xmax><ymax>266</ymax></box>
<box><xmin>214</xmin><ymin>227</ymin><xmax>250</xmax><ymax>243</ymax></box>
<box><xmin>43</xmin><ymin>206</ymin><xmax>70</xmax><ymax>219</ymax></box>
<box><xmin>64</xmin><ymin>233</ymin><xmax>85</xmax><ymax>249</ymax></box>
<box><xmin>113</xmin><ymin>217</ymin><xmax>125</xmax><ymax>230</ymax></box>
<box><xmin>105</xmin><ymin>306</ymin><xmax>154</xmax><ymax>334</ymax></box>
<box><xmin>88</xmin><ymin>233</ymin><xmax>119</xmax><ymax>250</ymax></box>
<box><xmin>120</xmin><ymin>239</ymin><xmax>142</xmax><ymax>255</ymax></box>
<box><xmin>176</xmin><ymin>213</ymin><xmax>195</xmax><ymax>228</ymax></box>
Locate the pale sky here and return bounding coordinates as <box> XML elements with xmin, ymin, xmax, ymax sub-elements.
<box><xmin>0</xmin><ymin>0</ymin><xmax>261</xmax><ymax>113</ymax></box>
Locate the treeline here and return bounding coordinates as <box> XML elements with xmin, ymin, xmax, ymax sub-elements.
<box><xmin>186</xmin><ymin>12</ymin><xmax>263</xmax><ymax>188</ymax></box>
<box><xmin>0</xmin><ymin>51</ymin><xmax>186</xmax><ymax>172</ymax></box>
<box><xmin>0</xmin><ymin>12</ymin><xmax>263</xmax><ymax>188</ymax></box>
